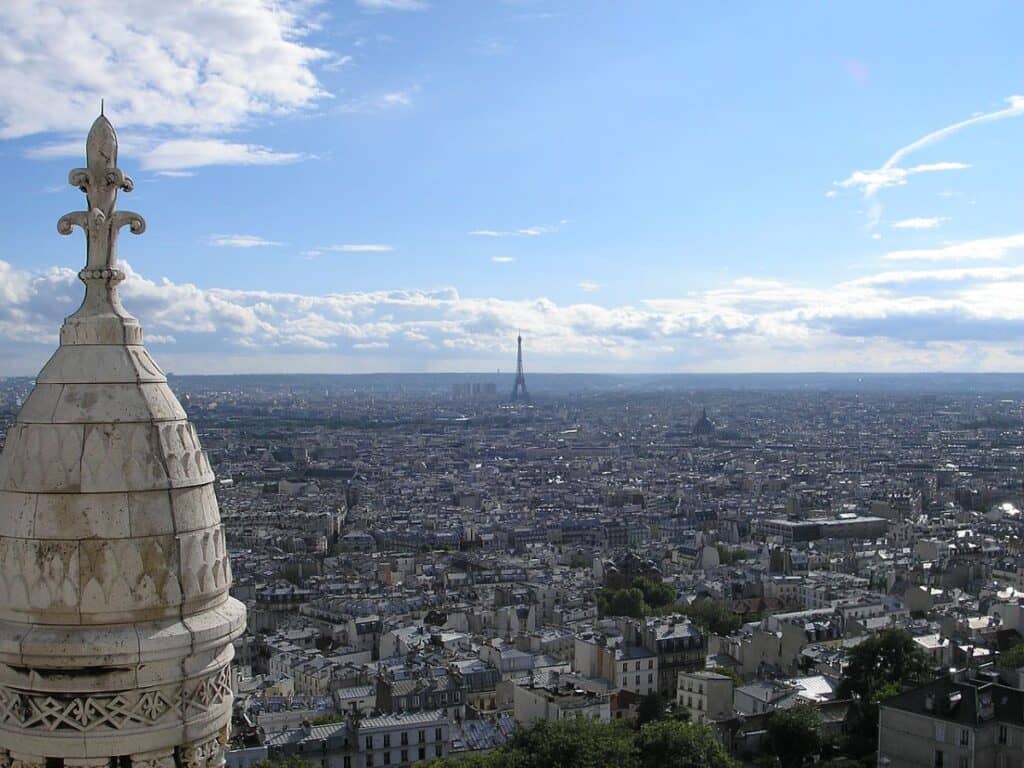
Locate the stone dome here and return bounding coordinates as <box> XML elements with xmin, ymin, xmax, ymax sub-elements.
<box><xmin>0</xmin><ymin>113</ymin><xmax>245</xmax><ymax>768</ymax></box>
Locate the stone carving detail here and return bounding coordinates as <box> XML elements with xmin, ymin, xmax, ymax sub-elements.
<box><xmin>7</xmin><ymin>754</ymin><xmax>45</xmax><ymax>768</ymax></box>
<box><xmin>0</xmin><ymin>537</ymin><xmax>79</xmax><ymax>611</ymax></box>
<box><xmin>181</xmin><ymin>734</ymin><xmax>224</xmax><ymax>768</ymax></box>
<box><xmin>131</xmin><ymin>750</ymin><xmax>176</xmax><ymax>768</ymax></box>
<box><xmin>0</xmin><ymin>666</ymin><xmax>231</xmax><ymax>733</ymax></box>
<box><xmin>180</xmin><ymin>526</ymin><xmax>231</xmax><ymax>600</ymax></box>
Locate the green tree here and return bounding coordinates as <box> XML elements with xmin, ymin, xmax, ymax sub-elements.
<box><xmin>635</xmin><ymin>719</ymin><xmax>737</xmax><ymax>768</ymax></box>
<box><xmin>608</xmin><ymin>588</ymin><xmax>648</xmax><ymax>619</ymax></box>
<box><xmin>636</xmin><ymin>691</ymin><xmax>667</xmax><ymax>726</ymax></box>
<box><xmin>681</xmin><ymin>600</ymin><xmax>742</xmax><ymax>636</ymax></box>
<box><xmin>498</xmin><ymin>718</ymin><xmax>639</xmax><ymax>768</ymax></box>
<box><xmin>1000</xmin><ymin>641</ymin><xmax>1024</xmax><ymax>669</ymax></box>
<box><xmin>837</xmin><ymin>629</ymin><xmax>930</xmax><ymax>701</ymax></box>
<box><xmin>837</xmin><ymin>630</ymin><xmax>931</xmax><ymax>759</ymax></box>
<box><xmin>766</xmin><ymin>704</ymin><xmax>824</xmax><ymax>768</ymax></box>
<box><xmin>633</xmin><ymin>577</ymin><xmax>676</xmax><ymax>609</ymax></box>
<box><xmin>255</xmin><ymin>758</ymin><xmax>318</xmax><ymax>768</ymax></box>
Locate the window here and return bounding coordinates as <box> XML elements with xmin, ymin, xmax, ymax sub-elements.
<box><xmin>435</xmin><ymin>728</ymin><xmax>442</xmax><ymax>741</ymax></box>
<box><xmin>435</xmin><ymin>745</ymin><xmax>442</xmax><ymax>757</ymax></box>
<box><xmin>366</xmin><ymin>756</ymin><xmax>374</xmax><ymax>768</ymax></box>
<box><xmin>418</xmin><ymin>730</ymin><xmax>425</xmax><ymax>744</ymax></box>
<box><xmin>401</xmin><ymin>751</ymin><xmax>408</xmax><ymax>764</ymax></box>
<box><xmin>648</xmin><ymin>674</ymin><xmax>654</xmax><ymax>684</ymax></box>
<box><xmin>999</xmin><ymin>725</ymin><xmax>1007</xmax><ymax>745</ymax></box>
<box><xmin>635</xmin><ymin>662</ymin><xmax>640</xmax><ymax>671</ymax></box>
<box><xmin>344</xmin><ymin>758</ymin><xmax>351</xmax><ymax>768</ymax></box>
<box><xmin>934</xmin><ymin>750</ymin><xmax>943</xmax><ymax>768</ymax></box>
<box><xmin>648</xmin><ymin>660</ymin><xmax>653</xmax><ymax>669</ymax></box>
<box><xmin>957</xmin><ymin>758</ymin><xmax>968</xmax><ymax>768</ymax></box>
<box><xmin>384</xmin><ymin>735</ymin><xmax>391</xmax><ymax>748</ymax></box>
<box><xmin>622</xmin><ymin>663</ymin><xmax>628</xmax><ymax>672</ymax></box>
<box><xmin>383</xmin><ymin>752</ymin><xmax>391</xmax><ymax>766</ymax></box>
<box><xmin>418</xmin><ymin>748</ymin><xmax>426</xmax><ymax>761</ymax></box>
<box><xmin>960</xmin><ymin>730</ymin><xmax>970</xmax><ymax>746</ymax></box>
<box><xmin>401</xmin><ymin>733</ymin><xmax>408</xmax><ymax>746</ymax></box>
<box><xmin>366</xmin><ymin>736</ymin><xmax>373</xmax><ymax>750</ymax></box>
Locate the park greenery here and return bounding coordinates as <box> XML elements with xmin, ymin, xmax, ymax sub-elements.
<box><xmin>420</xmin><ymin>716</ymin><xmax>737</xmax><ymax>768</ymax></box>
<box><xmin>595</xmin><ymin>576</ymin><xmax>678</xmax><ymax>618</ymax></box>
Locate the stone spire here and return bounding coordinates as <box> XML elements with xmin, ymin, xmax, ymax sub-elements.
<box><xmin>0</xmin><ymin>113</ymin><xmax>245</xmax><ymax>768</ymax></box>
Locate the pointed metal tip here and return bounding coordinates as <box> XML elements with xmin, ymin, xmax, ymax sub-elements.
<box><xmin>100</xmin><ymin>98</ymin><xmax>104</xmax><ymax>117</ymax></box>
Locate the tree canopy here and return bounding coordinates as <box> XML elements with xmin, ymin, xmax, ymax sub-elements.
<box><xmin>766</xmin><ymin>704</ymin><xmax>824</xmax><ymax>768</ymax></box>
<box><xmin>420</xmin><ymin>716</ymin><xmax>736</xmax><ymax>768</ymax></box>
<box><xmin>837</xmin><ymin>629</ymin><xmax>930</xmax><ymax>701</ymax></box>
<box><xmin>679</xmin><ymin>599</ymin><xmax>743</xmax><ymax>636</ymax></box>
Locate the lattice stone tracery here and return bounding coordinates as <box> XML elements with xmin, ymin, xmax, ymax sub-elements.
<box><xmin>0</xmin><ymin>666</ymin><xmax>231</xmax><ymax>733</ymax></box>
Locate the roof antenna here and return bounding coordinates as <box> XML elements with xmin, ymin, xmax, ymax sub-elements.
<box><xmin>100</xmin><ymin>98</ymin><xmax>105</xmax><ymax>117</ymax></box>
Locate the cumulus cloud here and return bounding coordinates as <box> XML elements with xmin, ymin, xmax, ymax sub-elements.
<box><xmin>577</xmin><ymin>281</ymin><xmax>601</xmax><ymax>292</ymax></box>
<box><xmin>0</xmin><ymin>1</ymin><xmax>329</xmax><ymax>139</ymax></box>
<box><xmin>5</xmin><ymin>258</ymin><xmax>1024</xmax><ymax>374</ymax></box>
<box><xmin>3</xmin><ymin>0</ymin><xmax>328</xmax><ymax>173</ymax></box>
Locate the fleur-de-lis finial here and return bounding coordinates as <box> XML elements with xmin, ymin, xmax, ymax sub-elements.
<box><xmin>55</xmin><ymin>109</ymin><xmax>146</xmax><ymax>346</ymax></box>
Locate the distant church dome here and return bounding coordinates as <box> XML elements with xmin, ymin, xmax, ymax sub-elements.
<box><xmin>0</xmin><ymin>112</ymin><xmax>245</xmax><ymax>768</ymax></box>
<box><xmin>692</xmin><ymin>407</ymin><xmax>716</xmax><ymax>436</ymax></box>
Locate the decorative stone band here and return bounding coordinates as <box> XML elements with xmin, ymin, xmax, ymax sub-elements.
<box><xmin>78</xmin><ymin>268</ymin><xmax>125</xmax><ymax>283</ymax></box>
<box><xmin>0</xmin><ymin>665</ymin><xmax>231</xmax><ymax>733</ymax></box>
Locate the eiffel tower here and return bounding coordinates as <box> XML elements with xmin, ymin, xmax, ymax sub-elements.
<box><xmin>511</xmin><ymin>334</ymin><xmax>529</xmax><ymax>402</ymax></box>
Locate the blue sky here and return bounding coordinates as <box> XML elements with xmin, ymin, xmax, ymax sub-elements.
<box><xmin>2</xmin><ymin>0</ymin><xmax>1024</xmax><ymax>374</ymax></box>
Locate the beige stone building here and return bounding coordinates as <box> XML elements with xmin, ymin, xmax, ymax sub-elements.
<box><xmin>0</xmin><ymin>113</ymin><xmax>245</xmax><ymax>768</ymax></box>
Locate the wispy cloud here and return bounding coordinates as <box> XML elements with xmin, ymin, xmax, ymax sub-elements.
<box><xmin>891</xmin><ymin>217</ymin><xmax>948</xmax><ymax>230</ymax></box>
<box><xmin>338</xmin><ymin>89</ymin><xmax>417</xmax><ymax>113</ymax></box>
<box><xmin>469</xmin><ymin>220</ymin><xmax>568</xmax><ymax>238</ymax></box>
<box><xmin>883</xmin><ymin>233</ymin><xmax>1024</xmax><ymax>262</ymax></box>
<box><xmin>835</xmin><ymin>162</ymin><xmax>970</xmax><ymax>197</ymax></box>
<box><xmin>833</xmin><ymin>95</ymin><xmax>1024</xmax><ymax>226</ymax></box>
<box><xmin>577</xmin><ymin>281</ymin><xmax>601</xmax><ymax>292</ymax></box>
<box><xmin>317</xmin><ymin>244</ymin><xmax>395</xmax><ymax>253</ymax></box>
<box><xmin>491</xmin><ymin>256</ymin><xmax>516</xmax><ymax>263</ymax></box>
<box><xmin>355</xmin><ymin>0</ymin><xmax>428</xmax><ymax>10</ymax></box>
<box><xmin>209</xmin><ymin>234</ymin><xmax>284</xmax><ymax>248</ymax></box>
<box><xmin>143</xmin><ymin>139</ymin><xmax>308</xmax><ymax>172</ymax></box>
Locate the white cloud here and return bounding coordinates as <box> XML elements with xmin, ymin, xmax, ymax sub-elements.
<box><xmin>891</xmin><ymin>217</ymin><xmax>948</xmax><ymax>230</ymax></box>
<box><xmin>0</xmin><ymin>0</ymin><xmax>329</xmax><ymax>140</ymax></box>
<box><xmin>883</xmin><ymin>233</ymin><xmax>1024</xmax><ymax>262</ymax></box>
<box><xmin>8</xmin><ymin>255</ymin><xmax>1024</xmax><ymax>374</ymax></box>
<box><xmin>491</xmin><ymin>256</ymin><xmax>516</xmax><ymax>263</ymax></box>
<box><xmin>833</xmin><ymin>95</ymin><xmax>1024</xmax><ymax>226</ymax></box>
<box><xmin>577</xmin><ymin>281</ymin><xmax>601</xmax><ymax>292</ymax></box>
<box><xmin>835</xmin><ymin>162</ymin><xmax>971</xmax><ymax>197</ymax></box>
<box><xmin>209</xmin><ymin>234</ymin><xmax>284</xmax><ymax>248</ymax></box>
<box><xmin>142</xmin><ymin>139</ymin><xmax>308</xmax><ymax>172</ymax></box>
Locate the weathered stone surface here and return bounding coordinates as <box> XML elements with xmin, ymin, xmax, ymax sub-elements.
<box><xmin>0</xmin><ymin>112</ymin><xmax>244</xmax><ymax>764</ymax></box>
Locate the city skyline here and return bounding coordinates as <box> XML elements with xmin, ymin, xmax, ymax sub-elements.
<box><xmin>3</xmin><ymin>1</ymin><xmax>1024</xmax><ymax>375</ymax></box>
